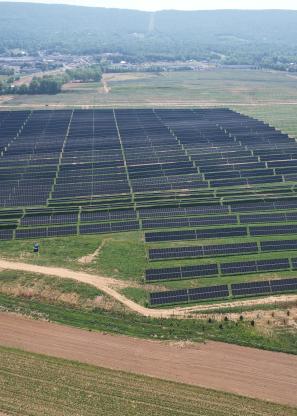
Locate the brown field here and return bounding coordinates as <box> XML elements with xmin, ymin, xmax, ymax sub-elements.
<box><xmin>1</xmin><ymin>345</ymin><xmax>296</xmax><ymax>416</ymax></box>
<box><xmin>1</xmin><ymin>312</ymin><xmax>297</xmax><ymax>408</ymax></box>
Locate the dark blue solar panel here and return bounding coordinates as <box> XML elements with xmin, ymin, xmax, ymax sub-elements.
<box><xmin>231</xmin><ymin>281</ymin><xmax>271</xmax><ymax>297</ymax></box>
<box><xmin>150</xmin><ymin>284</ymin><xmax>229</xmax><ymax>305</ymax></box>
<box><xmin>181</xmin><ymin>264</ymin><xmax>218</xmax><ymax>278</ymax></box>
<box><xmin>250</xmin><ymin>224</ymin><xmax>297</xmax><ymax>236</ymax></box>
<box><xmin>270</xmin><ymin>278</ymin><xmax>297</xmax><ymax>293</ymax></box>
<box><xmin>260</xmin><ymin>240</ymin><xmax>297</xmax><ymax>252</ymax></box>
<box><xmin>221</xmin><ymin>261</ymin><xmax>257</xmax><ymax>275</ymax></box>
<box><xmin>257</xmin><ymin>258</ymin><xmax>290</xmax><ymax>272</ymax></box>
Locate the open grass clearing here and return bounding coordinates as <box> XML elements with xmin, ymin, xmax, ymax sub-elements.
<box><xmin>2</xmin><ymin>69</ymin><xmax>297</xmax><ymax>109</ymax></box>
<box><xmin>0</xmin><ymin>270</ymin><xmax>112</xmax><ymax>310</ymax></box>
<box><xmin>0</xmin><ymin>232</ymin><xmax>146</xmax><ymax>281</ymax></box>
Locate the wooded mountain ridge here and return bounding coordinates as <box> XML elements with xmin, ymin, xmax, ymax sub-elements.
<box><xmin>1</xmin><ymin>2</ymin><xmax>297</xmax><ymax>67</ymax></box>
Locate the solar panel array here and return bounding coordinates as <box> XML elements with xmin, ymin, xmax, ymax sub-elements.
<box><xmin>1</xmin><ymin>108</ymin><xmax>297</xmax><ymax>302</ymax></box>
<box><xmin>149</xmin><ymin>242</ymin><xmax>258</xmax><ymax>260</ymax></box>
<box><xmin>145</xmin><ymin>227</ymin><xmax>248</xmax><ymax>242</ymax></box>
<box><xmin>150</xmin><ymin>284</ymin><xmax>229</xmax><ymax>305</ymax></box>
<box><xmin>150</xmin><ymin>277</ymin><xmax>297</xmax><ymax>305</ymax></box>
<box><xmin>146</xmin><ymin>257</ymin><xmax>291</xmax><ymax>282</ymax></box>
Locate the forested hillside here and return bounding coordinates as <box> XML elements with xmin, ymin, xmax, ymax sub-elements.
<box><xmin>1</xmin><ymin>2</ymin><xmax>297</xmax><ymax>67</ymax></box>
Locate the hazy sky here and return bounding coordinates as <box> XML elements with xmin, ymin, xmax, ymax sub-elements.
<box><xmin>2</xmin><ymin>0</ymin><xmax>297</xmax><ymax>11</ymax></box>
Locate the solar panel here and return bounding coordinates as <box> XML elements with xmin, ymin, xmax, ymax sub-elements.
<box><xmin>150</xmin><ymin>289</ymin><xmax>188</xmax><ymax>305</ymax></box>
<box><xmin>145</xmin><ymin>263</ymin><xmax>219</xmax><ymax>281</ymax></box>
<box><xmin>47</xmin><ymin>226</ymin><xmax>77</xmax><ymax>237</ymax></box>
<box><xmin>270</xmin><ymin>278</ymin><xmax>297</xmax><ymax>293</ymax></box>
<box><xmin>16</xmin><ymin>228</ymin><xmax>47</xmax><ymax>239</ymax></box>
<box><xmin>181</xmin><ymin>264</ymin><xmax>218</xmax><ymax>279</ymax></box>
<box><xmin>250</xmin><ymin>224</ymin><xmax>297</xmax><ymax>237</ymax></box>
<box><xmin>203</xmin><ymin>242</ymin><xmax>258</xmax><ymax>256</ymax></box>
<box><xmin>0</xmin><ymin>229</ymin><xmax>13</xmax><ymax>240</ymax></box>
<box><xmin>145</xmin><ymin>230</ymin><xmax>197</xmax><ymax>242</ymax></box>
<box><xmin>145</xmin><ymin>227</ymin><xmax>247</xmax><ymax>242</ymax></box>
<box><xmin>150</xmin><ymin>284</ymin><xmax>229</xmax><ymax>305</ymax></box>
<box><xmin>240</xmin><ymin>213</ymin><xmax>286</xmax><ymax>224</ymax></box>
<box><xmin>231</xmin><ymin>281</ymin><xmax>271</xmax><ymax>297</ymax></box>
<box><xmin>260</xmin><ymin>239</ymin><xmax>297</xmax><ymax>252</ymax></box>
<box><xmin>149</xmin><ymin>246</ymin><xmax>204</xmax><ymax>260</ymax></box>
<box><xmin>257</xmin><ymin>258</ymin><xmax>290</xmax><ymax>272</ymax></box>
<box><xmin>221</xmin><ymin>261</ymin><xmax>257</xmax><ymax>275</ymax></box>
<box><xmin>2</xmin><ymin>107</ymin><xmax>297</xmax><ymax>244</ymax></box>
<box><xmin>142</xmin><ymin>215</ymin><xmax>237</xmax><ymax>230</ymax></box>
<box><xmin>188</xmin><ymin>285</ymin><xmax>229</xmax><ymax>301</ymax></box>
<box><xmin>148</xmin><ymin>241</ymin><xmax>258</xmax><ymax>261</ymax></box>
<box><xmin>220</xmin><ymin>258</ymin><xmax>290</xmax><ymax>275</ymax></box>
<box><xmin>80</xmin><ymin>223</ymin><xmax>111</xmax><ymax>234</ymax></box>
<box><xmin>145</xmin><ymin>267</ymin><xmax>182</xmax><ymax>282</ymax></box>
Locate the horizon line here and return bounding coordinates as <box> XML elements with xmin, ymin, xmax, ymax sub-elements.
<box><xmin>1</xmin><ymin>1</ymin><xmax>297</xmax><ymax>12</ymax></box>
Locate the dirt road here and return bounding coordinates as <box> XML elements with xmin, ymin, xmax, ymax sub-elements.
<box><xmin>0</xmin><ymin>258</ymin><xmax>296</xmax><ymax>317</ymax></box>
<box><xmin>3</xmin><ymin>102</ymin><xmax>297</xmax><ymax>111</ymax></box>
<box><xmin>0</xmin><ymin>312</ymin><xmax>296</xmax><ymax>407</ymax></box>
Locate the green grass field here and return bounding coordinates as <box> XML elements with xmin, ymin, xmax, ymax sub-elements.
<box><xmin>0</xmin><ymin>232</ymin><xmax>146</xmax><ymax>280</ymax></box>
<box><xmin>1</xmin><ymin>346</ymin><xmax>295</xmax><ymax>416</ymax></box>
<box><xmin>1</xmin><ymin>69</ymin><xmax>297</xmax><ymax>109</ymax></box>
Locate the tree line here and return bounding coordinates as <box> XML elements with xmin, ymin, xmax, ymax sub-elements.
<box><xmin>0</xmin><ymin>65</ymin><xmax>102</xmax><ymax>95</ymax></box>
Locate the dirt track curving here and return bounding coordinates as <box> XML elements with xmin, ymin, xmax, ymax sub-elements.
<box><xmin>0</xmin><ymin>258</ymin><xmax>297</xmax><ymax>317</ymax></box>
<box><xmin>0</xmin><ymin>312</ymin><xmax>296</xmax><ymax>407</ymax></box>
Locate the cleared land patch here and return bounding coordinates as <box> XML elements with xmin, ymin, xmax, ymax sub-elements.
<box><xmin>0</xmin><ymin>313</ymin><xmax>297</xmax><ymax>408</ymax></box>
<box><xmin>2</xmin><ymin>69</ymin><xmax>297</xmax><ymax>109</ymax></box>
<box><xmin>1</xmin><ymin>345</ymin><xmax>295</xmax><ymax>416</ymax></box>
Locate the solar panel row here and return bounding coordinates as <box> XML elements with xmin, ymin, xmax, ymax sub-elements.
<box><xmin>150</xmin><ymin>278</ymin><xmax>297</xmax><ymax>305</ymax></box>
<box><xmin>150</xmin><ymin>284</ymin><xmax>229</xmax><ymax>305</ymax></box>
<box><xmin>145</xmin><ymin>226</ymin><xmax>247</xmax><ymax>242</ymax></box>
<box><xmin>15</xmin><ymin>220</ymin><xmax>140</xmax><ymax>239</ymax></box>
<box><xmin>146</xmin><ymin>257</ymin><xmax>291</xmax><ymax>282</ymax></box>
<box><xmin>145</xmin><ymin>222</ymin><xmax>297</xmax><ymax>242</ymax></box>
<box><xmin>149</xmin><ymin>242</ymin><xmax>258</xmax><ymax>260</ymax></box>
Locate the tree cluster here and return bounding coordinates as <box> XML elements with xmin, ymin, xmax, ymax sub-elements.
<box><xmin>0</xmin><ymin>65</ymin><xmax>102</xmax><ymax>95</ymax></box>
<box><xmin>66</xmin><ymin>65</ymin><xmax>102</xmax><ymax>82</ymax></box>
<box><xmin>0</xmin><ymin>66</ymin><xmax>14</xmax><ymax>76</ymax></box>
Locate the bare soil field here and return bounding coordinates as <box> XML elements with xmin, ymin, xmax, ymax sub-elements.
<box><xmin>0</xmin><ymin>312</ymin><xmax>296</xmax><ymax>407</ymax></box>
<box><xmin>1</xmin><ymin>345</ymin><xmax>295</xmax><ymax>416</ymax></box>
